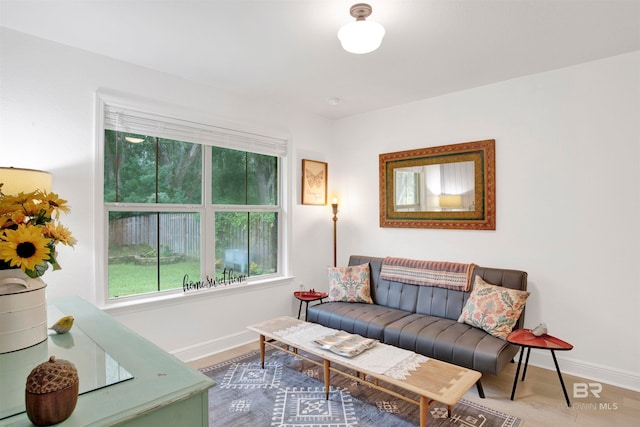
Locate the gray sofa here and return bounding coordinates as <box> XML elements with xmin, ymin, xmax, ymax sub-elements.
<box><xmin>306</xmin><ymin>255</ymin><xmax>528</xmax><ymax>397</ymax></box>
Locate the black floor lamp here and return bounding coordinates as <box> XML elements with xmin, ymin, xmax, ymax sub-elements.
<box><xmin>332</xmin><ymin>199</ymin><xmax>339</xmax><ymax>267</ymax></box>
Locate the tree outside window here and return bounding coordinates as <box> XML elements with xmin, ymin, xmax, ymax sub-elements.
<box><xmin>104</xmin><ymin>130</ymin><xmax>280</xmax><ymax>299</ymax></box>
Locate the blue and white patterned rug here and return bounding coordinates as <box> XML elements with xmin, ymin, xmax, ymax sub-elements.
<box><xmin>200</xmin><ymin>349</ymin><xmax>523</xmax><ymax>427</ymax></box>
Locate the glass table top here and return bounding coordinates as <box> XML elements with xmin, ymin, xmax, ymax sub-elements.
<box><xmin>0</xmin><ymin>305</ymin><xmax>133</xmax><ymax>420</ymax></box>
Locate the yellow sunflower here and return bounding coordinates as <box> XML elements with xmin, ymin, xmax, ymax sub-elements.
<box><xmin>44</xmin><ymin>222</ymin><xmax>77</xmax><ymax>247</ymax></box>
<box><xmin>10</xmin><ymin>211</ymin><xmax>28</xmax><ymax>225</ymax></box>
<box><xmin>0</xmin><ymin>216</ymin><xmax>12</xmax><ymax>230</ymax></box>
<box><xmin>0</xmin><ymin>197</ymin><xmax>21</xmax><ymax>217</ymax></box>
<box><xmin>41</xmin><ymin>192</ymin><xmax>70</xmax><ymax>219</ymax></box>
<box><xmin>0</xmin><ymin>224</ymin><xmax>52</xmax><ymax>273</ymax></box>
<box><xmin>21</xmin><ymin>200</ymin><xmax>44</xmax><ymax>217</ymax></box>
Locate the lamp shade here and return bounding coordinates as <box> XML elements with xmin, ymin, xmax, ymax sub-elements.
<box><xmin>338</xmin><ymin>20</ymin><xmax>385</xmax><ymax>54</ymax></box>
<box><xmin>439</xmin><ymin>194</ymin><xmax>462</xmax><ymax>209</ymax></box>
<box><xmin>0</xmin><ymin>167</ymin><xmax>52</xmax><ymax>195</ymax></box>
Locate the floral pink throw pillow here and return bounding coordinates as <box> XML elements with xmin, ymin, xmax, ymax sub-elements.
<box><xmin>458</xmin><ymin>276</ymin><xmax>530</xmax><ymax>339</ymax></box>
<box><xmin>327</xmin><ymin>263</ymin><xmax>373</xmax><ymax>304</ymax></box>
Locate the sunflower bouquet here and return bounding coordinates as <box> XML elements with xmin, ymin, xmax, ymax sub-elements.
<box><xmin>0</xmin><ymin>185</ymin><xmax>76</xmax><ymax>278</ymax></box>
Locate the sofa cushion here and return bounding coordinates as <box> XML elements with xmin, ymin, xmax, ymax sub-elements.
<box><xmin>306</xmin><ymin>302</ymin><xmax>411</xmax><ymax>341</ymax></box>
<box><xmin>415</xmin><ymin>285</ymin><xmax>467</xmax><ymax>321</ymax></box>
<box><xmin>327</xmin><ymin>263</ymin><xmax>373</xmax><ymax>304</ymax></box>
<box><xmin>458</xmin><ymin>276</ymin><xmax>530</xmax><ymax>339</ymax></box>
<box><xmin>383</xmin><ymin>313</ymin><xmax>520</xmax><ymax>374</ymax></box>
<box><xmin>348</xmin><ymin>256</ymin><xmax>418</xmax><ymax>311</ymax></box>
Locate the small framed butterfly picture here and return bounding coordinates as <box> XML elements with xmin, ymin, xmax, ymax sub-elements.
<box><xmin>302</xmin><ymin>159</ymin><xmax>328</xmax><ymax>205</ymax></box>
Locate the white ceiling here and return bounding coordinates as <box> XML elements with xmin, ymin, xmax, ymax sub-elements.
<box><xmin>1</xmin><ymin>0</ymin><xmax>639</xmax><ymax>120</ymax></box>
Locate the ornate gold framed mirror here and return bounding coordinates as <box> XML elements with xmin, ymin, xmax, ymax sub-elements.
<box><xmin>379</xmin><ymin>139</ymin><xmax>495</xmax><ymax>230</ymax></box>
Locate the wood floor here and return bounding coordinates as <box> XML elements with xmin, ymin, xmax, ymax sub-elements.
<box><xmin>189</xmin><ymin>342</ymin><xmax>639</xmax><ymax>427</ymax></box>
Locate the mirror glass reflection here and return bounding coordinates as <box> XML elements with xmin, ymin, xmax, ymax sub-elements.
<box><xmin>394</xmin><ymin>161</ymin><xmax>475</xmax><ymax>212</ymax></box>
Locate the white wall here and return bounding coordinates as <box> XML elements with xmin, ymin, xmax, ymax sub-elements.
<box><xmin>0</xmin><ymin>28</ymin><xmax>335</xmax><ymax>359</ymax></box>
<box><xmin>330</xmin><ymin>51</ymin><xmax>640</xmax><ymax>391</ymax></box>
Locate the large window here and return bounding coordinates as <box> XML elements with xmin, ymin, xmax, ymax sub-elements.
<box><xmin>100</xmin><ymin>98</ymin><xmax>286</xmax><ymax>300</ymax></box>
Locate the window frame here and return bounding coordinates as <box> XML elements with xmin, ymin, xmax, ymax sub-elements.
<box><xmin>95</xmin><ymin>91</ymin><xmax>290</xmax><ymax>307</ymax></box>
<box><xmin>394</xmin><ymin>169</ymin><xmax>421</xmax><ymax>212</ymax></box>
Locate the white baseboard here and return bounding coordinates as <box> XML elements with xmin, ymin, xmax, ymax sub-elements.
<box><xmin>524</xmin><ymin>349</ymin><xmax>640</xmax><ymax>392</ymax></box>
<box><xmin>171</xmin><ymin>329</ymin><xmax>257</xmax><ymax>363</ymax></box>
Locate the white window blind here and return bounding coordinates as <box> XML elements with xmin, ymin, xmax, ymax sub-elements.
<box><xmin>103</xmin><ymin>104</ymin><xmax>288</xmax><ymax>157</ymax></box>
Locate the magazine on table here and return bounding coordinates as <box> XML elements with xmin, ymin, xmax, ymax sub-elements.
<box><xmin>314</xmin><ymin>330</ymin><xmax>378</xmax><ymax>357</ymax></box>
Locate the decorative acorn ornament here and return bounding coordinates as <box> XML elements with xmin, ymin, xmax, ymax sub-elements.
<box><xmin>49</xmin><ymin>315</ymin><xmax>74</xmax><ymax>334</ymax></box>
<box><xmin>25</xmin><ymin>356</ymin><xmax>79</xmax><ymax>426</ymax></box>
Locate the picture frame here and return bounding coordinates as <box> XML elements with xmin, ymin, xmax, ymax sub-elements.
<box><xmin>301</xmin><ymin>159</ymin><xmax>328</xmax><ymax>205</ymax></box>
<box><xmin>379</xmin><ymin>139</ymin><xmax>496</xmax><ymax>230</ymax></box>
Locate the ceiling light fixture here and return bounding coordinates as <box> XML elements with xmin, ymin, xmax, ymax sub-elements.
<box><xmin>125</xmin><ymin>136</ymin><xmax>145</xmax><ymax>143</ymax></box>
<box><xmin>338</xmin><ymin>3</ymin><xmax>385</xmax><ymax>54</ymax></box>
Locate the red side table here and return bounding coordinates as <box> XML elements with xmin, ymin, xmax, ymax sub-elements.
<box><xmin>507</xmin><ymin>328</ymin><xmax>574</xmax><ymax>407</ymax></box>
<box><xmin>293</xmin><ymin>291</ymin><xmax>328</xmax><ymax>320</ymax></box>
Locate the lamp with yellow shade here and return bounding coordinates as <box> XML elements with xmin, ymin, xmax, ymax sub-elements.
<box><xmin>438</xmin><ymin>194</ymin><xmax>462</xmax><ymax>210</ymax></box>
<box><xmin>0</xmin><ymin>167</ymin><xmax>52</xmax><ymax>195</ymax></box>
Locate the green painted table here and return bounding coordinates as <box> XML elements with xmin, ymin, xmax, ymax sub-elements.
<box><xmin>0</xmin><ymin>296</ymin><xmax>214</xmax><ymax>426</ymax></box>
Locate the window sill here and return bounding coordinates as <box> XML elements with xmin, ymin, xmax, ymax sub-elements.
<box><xmin>101</xmin><ymin>275</ymin><xmax>295</xmax><ymax>317</ymax></box>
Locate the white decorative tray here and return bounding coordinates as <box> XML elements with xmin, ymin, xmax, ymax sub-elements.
<box><xmin>314</xmin><ymin>331</ymin><xmax>377</xmax><ymax>357</ymax></box>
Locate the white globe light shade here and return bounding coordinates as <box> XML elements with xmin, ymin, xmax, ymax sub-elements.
<box><xmin>338</xmin><ymin>20</ymin><xmax>385</xmax><ymax>54</ymax></box>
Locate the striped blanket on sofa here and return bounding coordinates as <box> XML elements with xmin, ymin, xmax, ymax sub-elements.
<box><xmin>380</xmin><ymin>257</ymin><xmax>476</xmax><ymax>292</ymax></box>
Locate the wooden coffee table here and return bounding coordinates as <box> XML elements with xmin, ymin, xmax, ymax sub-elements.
<box><xmin>248</xmin><ymin>316</ymin><xmax>481</xmax><ymax>427</ymax></box>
